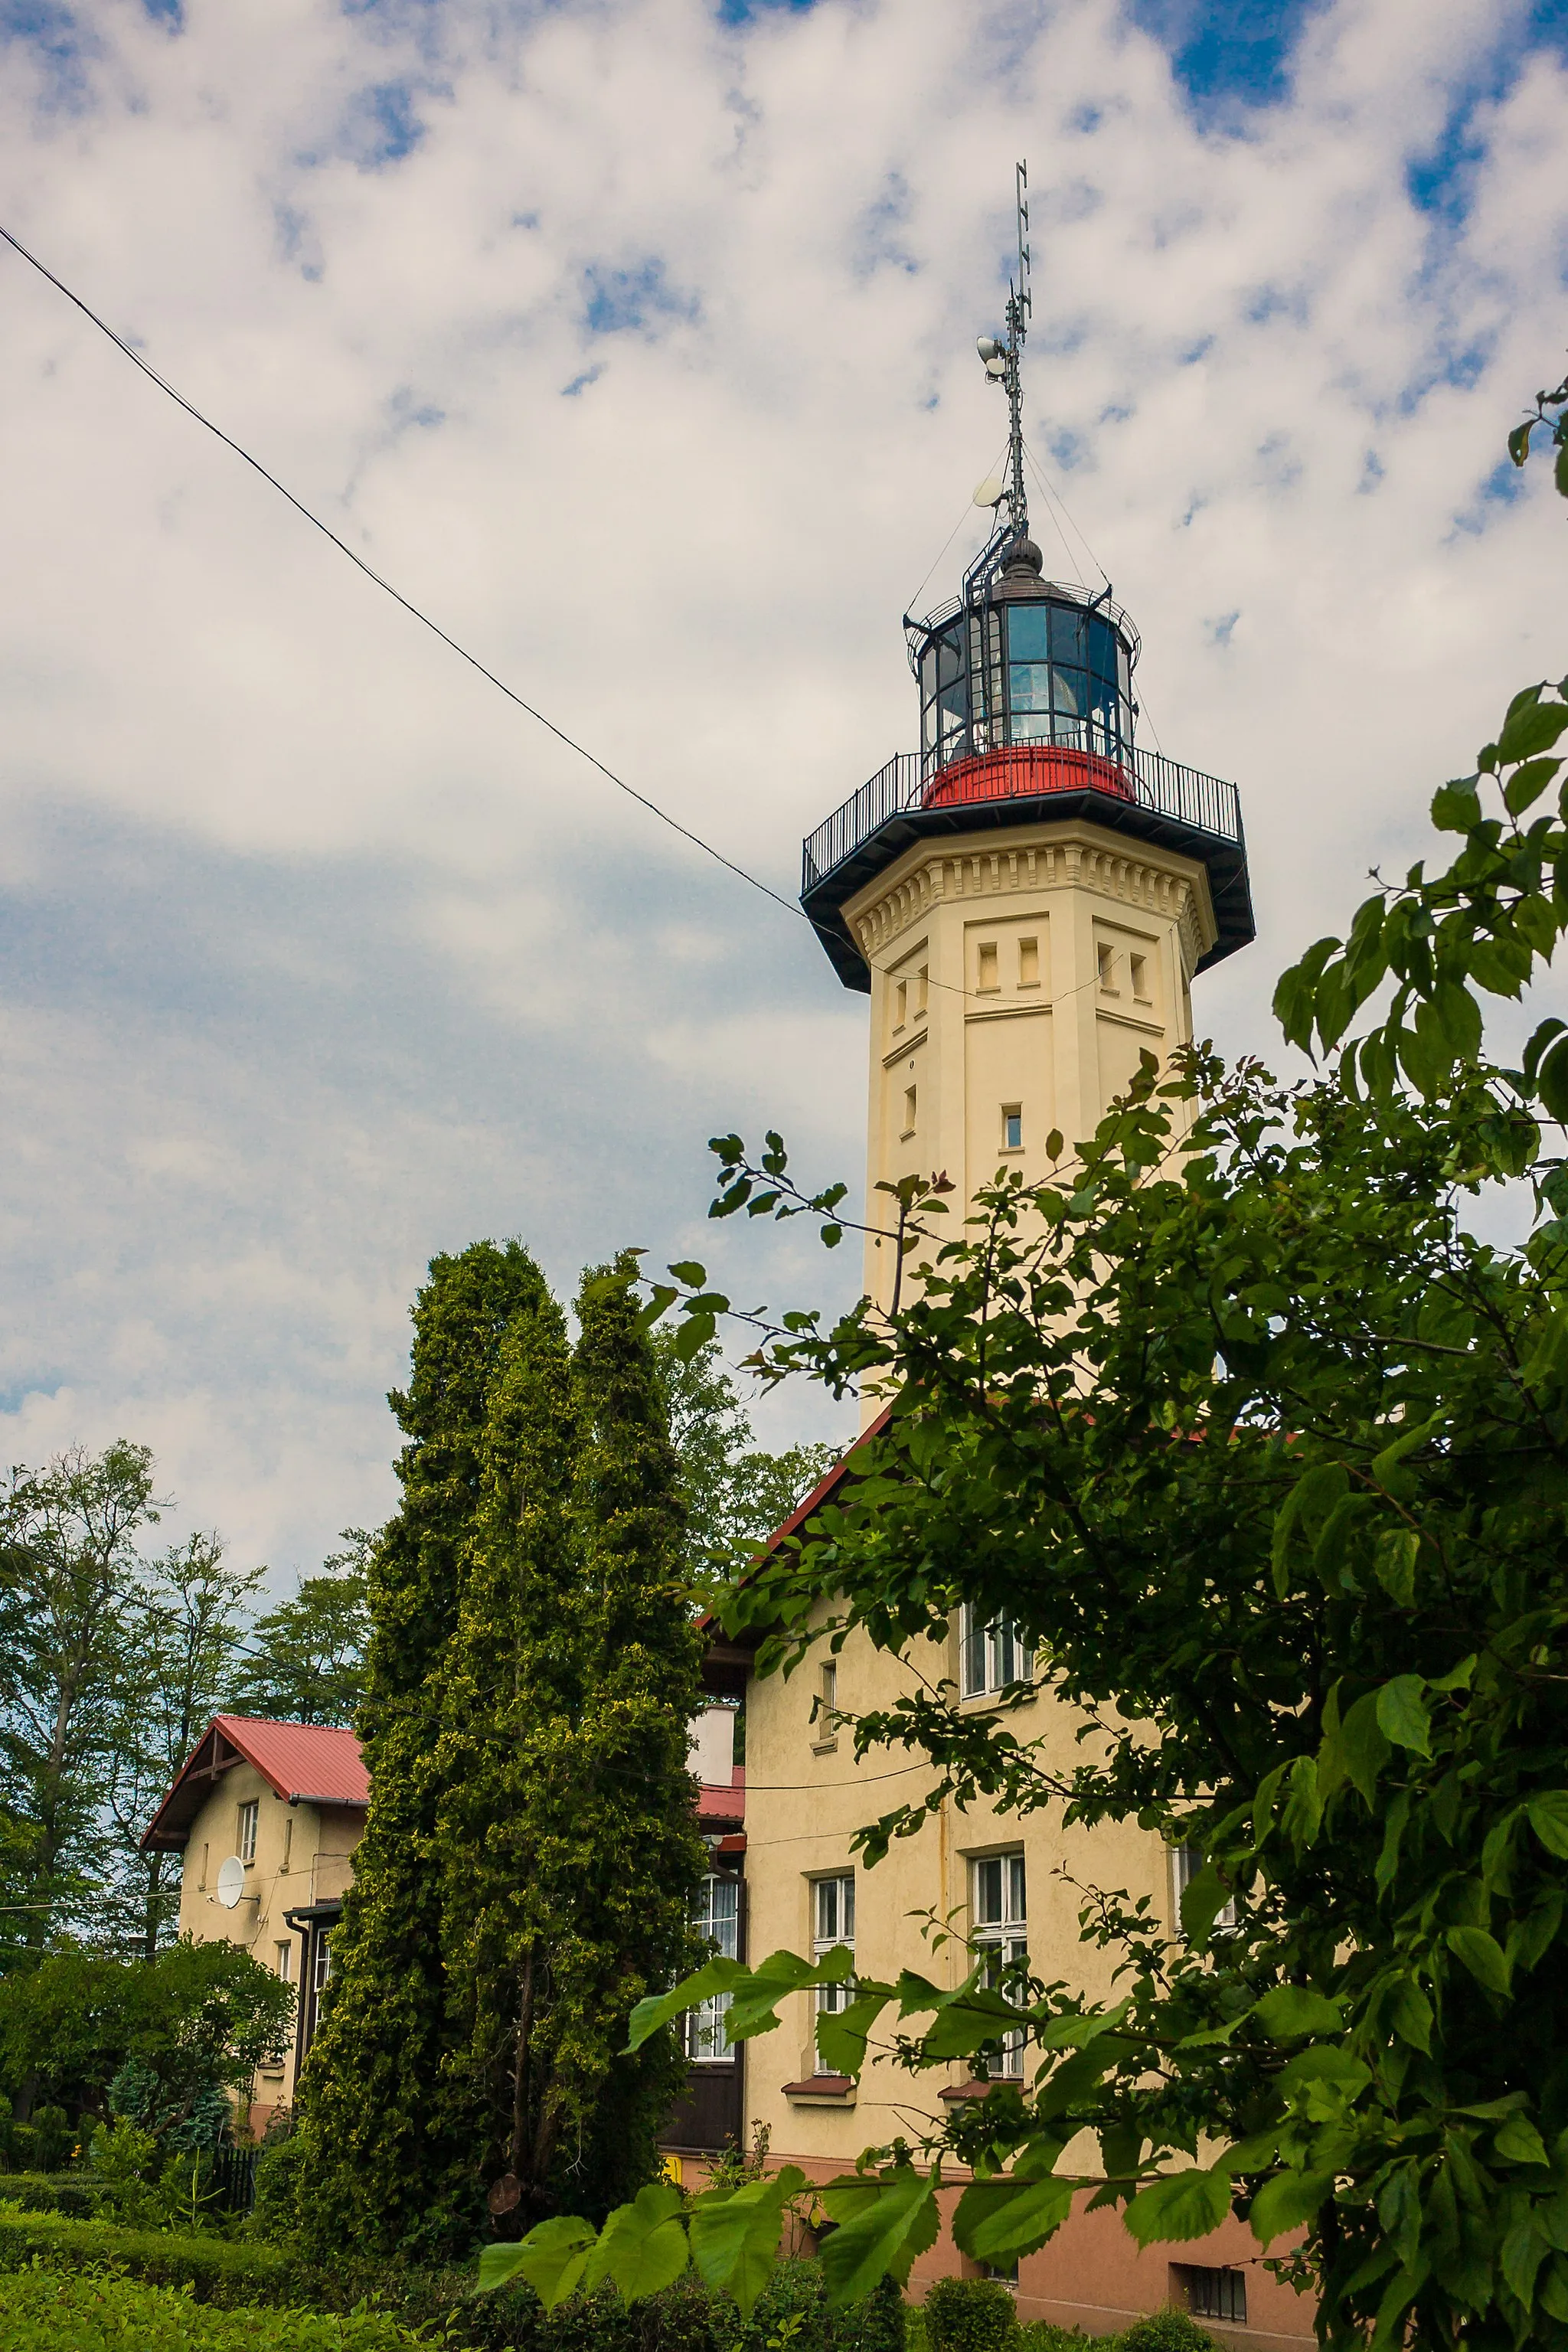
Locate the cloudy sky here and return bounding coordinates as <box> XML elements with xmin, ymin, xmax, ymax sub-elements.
<box><xmin>0</xmin><ymin>0</ymin><xmax>1564</xmax><ymax>1584</ymax></box>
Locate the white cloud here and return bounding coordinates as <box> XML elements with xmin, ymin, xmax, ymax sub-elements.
<box><xmin>0</xmin><ymin>0</ymin><xmax>1563</xmax><ymax>1574</ymax></box>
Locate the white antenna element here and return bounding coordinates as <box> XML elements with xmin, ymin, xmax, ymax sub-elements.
<box><xmin>216</xmin><ymin>1855</ymin><xmax>249</xmax><ymax>1909</ymax></box>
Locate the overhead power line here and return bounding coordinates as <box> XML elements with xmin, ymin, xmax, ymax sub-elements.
<box><xmin>0</xmin><ymin>220</ymin><xmax>805</xmax><ymax>926</ymax></box>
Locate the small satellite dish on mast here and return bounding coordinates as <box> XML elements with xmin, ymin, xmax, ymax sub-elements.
<box><xmin>216</xmin><ymin>1854</ymin><xmax>249</xmax><ymax>1909</ymax></box>
<box><xmin>972</xmin><ymin>476</ymin><xmax>1004</xmax><ymax>509</ymax></box>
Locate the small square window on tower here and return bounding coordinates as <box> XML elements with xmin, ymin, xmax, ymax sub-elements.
<box><xmin>902</xmin><ymin>1085</ymin><xmax>917</xmax><ymax>1138</ymax></box>
<box><xmin>977</xmin><ymin>942</ymin><xmax>999</xmax><ymax>992</ymax></box>
<box><xmin>1018</xmin><ymin>937</ymin><xmax>1039</xmax><ymax>988</ymax></box>
<box><xmin>1002</xmin><ymin>1106</ymin><xmax>1023</xmax><ymax>1152</ymax></box>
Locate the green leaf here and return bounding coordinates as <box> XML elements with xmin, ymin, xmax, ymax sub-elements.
<box><xmin>952</xmin><ymin>2174</ymin><xmax>1075</xmax><ymax>2263</ymax></box>
<box><xmin>1376</xmin><ymin>1675</ymin><xmax>1432</xmax><ymax>1759</ymax></box>
<box><xmin>1446</xmin><ymin>1924</ymin><xmax>1511</xmax><ymax>1996</ymax></box>
<box><xmin>1501</xmin><ymin>2221</ymin><xmax>1547</xmax><ymax>2309</ymax></box>
<box><xmin>1269</xmin><ymin>1462</ymin><xmax>1348</xmax><ymax>1598</ymax></box>
<box><xmin>1521</xmin><ymin>1307</ymin><xmax>1568</xmax><ymax>1390</ymax></box>
<box><xmin>1431</xmin><ymin>779</ymin><xmax>1482</xmax><ymax>831</ymax></box>
<box><xmin>689</xmin><ymin>2169</ymin><xmax>808</xmax><ymax>2314</ymax></box>
<box><xmin>478</xmin><ymin>2216</ymin><xmax>595</xmax><ymax>2306</ymax></box>
<box><xmin>1504</xmin><ymin>755</ymin><xmax>1563</xmax><ymax>815</ymax></box>
<box><xmin>1123</xmin><ymin>2166</ymin><xmax>1233</xmax><ymax>2247</ymax></box>
<box><xmin>1178</xmin><ymin>1860</ymin><xmax>1231</xmax><ymax>1944</ymax></box>
<box><xmin>1034</xmin><ymin>2040</ymin><xmax>1124</xmax><ymax>2122</ymax></box>
<box><xmin>625</xmin><ymin>1957</ymin><xmax>745</xmax><ymax>2053</ymax></box>
<box><xmin>1498</xmin><ymin>695</ymin><xmax>1568</xmax><ymax>764</ymax></box>
<box><xmin>818</xmin><ymin>2167</ymin><xmax>940</xmax><ymax>2303</ymax></box>
<box><xmin>1341</xmin><ymin>1692</ymin><xmax>1392</xmax><ymax>1805</ymax></box>
<box><xmin>1387</xmin><ymin>1975</ymin><xmax>1432</xmax><ymax>2054</ymax></box>
<box><xmin>1251</xmin><ymin>1985</ymin><xmax>1344</xmax><ymax>2041</ymax></box>
<box><xmin>1527</xmin><ymin>1793</ymin><xmax>1568</xmax><ymax>1857</ymax></box>
<box><xmin>814</xmin><ymin>1989</ymin><xmax>889</xmax><ymax>2076</ymax></box>
<box><xmin>583</xmin><ymin>2183</ymin><xmax>691</xmax><ymax>2302</ymax></box>
<box><xmin>1247</xmin><ymin>2170</ymin><xmax>1334</xmax><ymax>2247</ymax></box>
<box><xmin>1373</xmin><ymin>1528</ymin><xmax>1420</xmax><ymax>1606</ymax></box>
<box><xmin>1494</xmin><ymin>2115</ymin><xmax>1550</xmax><ymax>2167</ymax></box>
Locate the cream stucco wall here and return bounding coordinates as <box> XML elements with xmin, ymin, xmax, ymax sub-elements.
<box><xmin>177</xmin><ymin>1769</ymin><xmax>363</xmax><ymax>2115</ymax></box>
<box><xmin>845</xmin><ymin>818</ymin><xmax>1216</xmax><ymax>1345</ymax></box>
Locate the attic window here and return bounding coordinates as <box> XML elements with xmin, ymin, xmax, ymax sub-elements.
<box><xmin>237</xmin><ymin>1801</ymin><xmax>259</xmax><ymax>1866</ymax></box>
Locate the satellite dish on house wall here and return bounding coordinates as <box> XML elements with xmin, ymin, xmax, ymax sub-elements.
<box><xmin>216</xmin><ymin>1855</ymin><xmax>247</xmax><ymax>1909</ymax></box>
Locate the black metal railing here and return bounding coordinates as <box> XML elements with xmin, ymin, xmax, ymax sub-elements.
<box><xmin>802</xmin><ymin>743</ymin><xmax>1243</xmax><ymax>897</ymax></box>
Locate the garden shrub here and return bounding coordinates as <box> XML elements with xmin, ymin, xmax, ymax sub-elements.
<box><xmin>0</xmin><ymin>2172</ymin><xmax>113</xmax><ymax>2220</ymax></box>
<box><xmin>1017</xmin><ymin>2328</ymin><xmax>1093</xmax><ymax>2352</ymax></box>
<box><xmin>0</xmin><ymin>2264</ymin><xmax>421</xmax><ymax>2347</ymax></box>
<box><xmin>252</xmin><ymin>2132</ymin><xmax>308</xmax><ymax>2242</ymax></box>
<box><xmin>923</xmin><ymin>2278</ymin><xmax>1018</xmax><ymax>2352</ymax></box>
<box><xmin>1118</xmin><ymin>2315</ymin><xmax>1213</xmax><ymax>2352</ymax></box>
<box><xmin>0</xmin><ymin>2206</ymin><xmax>296</xmax><ymax>2304</ymax></box>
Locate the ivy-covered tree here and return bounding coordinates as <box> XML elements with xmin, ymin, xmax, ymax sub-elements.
<box><xmin>298</xmin><ymin>1246</ymin><xmax>706</xmax><ymax>2259</ymax></box>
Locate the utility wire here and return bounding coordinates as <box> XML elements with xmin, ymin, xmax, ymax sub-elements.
<box><xmin>0</xmin><ymin>220</ymin><xmax>805</xmax><ymax>926</ymax></box>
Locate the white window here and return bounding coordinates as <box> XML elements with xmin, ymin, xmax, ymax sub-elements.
<box><xmin>685</xmin><ymin>1871</ymin><xmax>740</xmax><ymax>2062</ymax></box>
<box><xmin>812</xmin><ymin>1873</ymin><xmax>855</xmax><ymax>2070</ymax></box>
<box><xmin>1173</xmin><ymin>1844</ymin><xmax>1240</xmax><ymax>1934</ymax></box>
<box><xmin>314</xmin><ymin>1935</ymin><xmax>332</xmax><ymax>1995</ymax></box>
<box><xmin>1003</xmin><ymin>1106</ymin><xmax>1023</xmax><ymax>1152</ymax></box>
<box><xmin>237</xmin><ymin>1801</ymin><xmax>259</xmax><ymax>1865</ymax></box>
<box><xmin>813</xmin><ymin>1661</ymin><xmax>839</xmax><ymax>1749</ymax></box>
<box><xmin>959</xmin><ymin>1606</ymin><xmax>1034</xmax><ymax>1698</ymax></box>
<box><xmin>971</xmin><ymin>1853</ymin><xmax>1027</xmax><ymax>2078</ymax></box>
<box><xmin>274</xmin><ymin>1942</ymin><xmax>292</xmax><ymax>1984</ymax></box>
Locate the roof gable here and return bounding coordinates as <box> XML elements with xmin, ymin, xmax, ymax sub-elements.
<box><xmin>141</xmin><ymin>1714</ymin><xmax>368</xmax><ymax>1852</ymax></box>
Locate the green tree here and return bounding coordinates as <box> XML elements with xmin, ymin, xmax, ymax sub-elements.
<box><xmin>292</xmin><ymin>1241</ymin><xmax>549</xmax><ymax>2257</ymax></box>
<box><xmin>481</xmin><ymin>378</ymin><xmax>1568</xmax><ymax>2349</ymax></box>
<box><xmin>103</xmin><ymin>1534</ymin><xmax>264</xmax><ymax>1961</ymax></box>
<box><xmin>0</xmin><ymin>1443</ymin><xmax>161</xmax><ymax>1971</ymax></box>
<box><xmin>227</xmin><ymin>1530</ymin><xmax>374</xmax><ymax>1728</ymax></box>
<box><xmin>0</xmin><ymin>1937</ymin><xmax>292</xmax><ymax>2138</ymax></box>
<box><xmin>652</xmin><ymin>1332</ymin><xmax>837</xmax><ymax>1571</ymax></box>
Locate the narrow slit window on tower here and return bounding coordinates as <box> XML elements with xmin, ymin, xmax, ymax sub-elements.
<box><xmin>1003</xmin><ymin>1106</ymin><xmax>1023</xmax><ymax>1152</ymax></box>
<box><xmin>894</xmin><ymin>978</ymin><xmax>907</xmax><ymax>1032</ymax></box>
<box><xmin>902</xmin><ymin>1086</ymin><xmax>917</xmax><ymax>1138</ymax></box>
<box><xmin>977</xmin><ymin>942</ymin><xmax>999</xmax><ymax>993</ymax></box>
<box><xmin>1096</xmin><ymin>942</ymin><xmax>1116</xmax><ymax>994</ymax></box>
<box><xmin>1018</xmin><ymin>937</ymin><xmax>1039</xmax><ymax>988</ymax></box>
<box><xmin>915</xmin><ymin>965</ymin><xmax>929</xmax><ymax>1016</ymax></box>
<box><xmin>1130</xmin><ymin>952</ymin><xmax>1150</xmax><ymax>1002</ymax></box>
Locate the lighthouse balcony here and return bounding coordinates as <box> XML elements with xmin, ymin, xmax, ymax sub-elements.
<box><xmin>800</xmin><ymin>740</ymin><xmax>1253</xmax><ymax>995</ymax></box>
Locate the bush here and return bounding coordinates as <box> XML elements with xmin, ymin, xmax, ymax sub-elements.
<box><xmin>923</xmin><ymin>2278</ymin><xmax>1018</xmax><ymax>2352</ymax></box>
<box><xmin>0</xmin><ymin>2265</ymin><xmax>420</xmax><ymax>2348</ymax></box>
<box><xmin>1118</xmin><ymin>2317</ymin><xmax>1213</xmax><ymax>2352</ymax></box>
<box><xmin>0</xmin><ymin>2172</ymin><xmax>113</xmax><ymax>2220</ymax></box>
<box><xmin>253</xmin><ymin>2132</ymin><xmax>308</xmax><ymax>2242</ymax></box>
<box><xmin>1017</xmin><ymin>2328</ymin><xmax>1094</xmax><ymax>2352</ymax></box>
<box><xmin>0</xmin><ymin>2205</ymin><xmax>297</xmax><ymax>2305</ymax></box>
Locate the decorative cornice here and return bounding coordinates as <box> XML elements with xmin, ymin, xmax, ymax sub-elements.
<box><xmin>845</xmin><ymin>820</ymin><xmax>1217</xmax><ymax>979</ymax></box>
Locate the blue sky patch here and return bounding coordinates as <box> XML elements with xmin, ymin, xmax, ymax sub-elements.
<box><xmin>563</xmin><ymin>364</ymin><xmax>605</xmax><ymax>397</ymax></box>
<box><xmin>582</xmin><ymin>256</ymin><xmax>699</xmax><ymax>338</ymax></box>
<box><xmin>1125</xmin><ymin>0</ymin><xmax>1324</xmax><ymax>116</ymax></box>
<box><xmin>339</xmin><ymin>78</ymin><xmax>426</xmax><ymax>170</ymax></box>
<box><xmin>717</xmin><ymin>0</ymin><xmax>817</xmax><ymax>24</ymax></box>
<box><xmin>2</xmin><ymin>0</ymin><xmax>100</xmax><ymax>109</ymax></box>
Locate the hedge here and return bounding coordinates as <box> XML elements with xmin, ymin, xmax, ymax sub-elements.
<box><xmin>0</xmin><ymin>2173</ymin><xmax>114</xmax><ymax>2220</ymax></box>
<box><xmin>0</xmin><ymin>2265</ymin><xmax>420</xmax><ymax>2349</ymax></box>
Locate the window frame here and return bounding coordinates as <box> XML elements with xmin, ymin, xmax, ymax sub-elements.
<box><xmin>811</xmin><ymin>1871</ymin><xmax>855</xmax><ymax>2071</ymax></box>
<box><xmin>684</xmin><ymin>1869</ymin><xmax>741</xmax><ymax>2063</ymax></box>
<box><xmin>237</xmin><ymin>1800</ymin><xmax>259</xmax><ymax>1867</ymax></box>
<box><xmin>959</xmin><ymin>1603</ymin><xmax>1034</xmax><ymax>1699</ymax></box>
<box><xmin>970</xmin><ymin>1851</ymin><xmax>1028</xmax><ymax>2079</ymax></box>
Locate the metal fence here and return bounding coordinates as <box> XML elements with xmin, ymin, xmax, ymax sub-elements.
<box><xmin>802</xmin><ymin>743</ymin><xmax>1243</xmax><ymax>897</ymax></box>
<box><xmin>211</xmin><ymin>2141</ymin><xmax>260</xmax><ymax>2214</ymax></box>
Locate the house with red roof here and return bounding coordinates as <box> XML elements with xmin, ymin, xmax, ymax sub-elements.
<box><xmin>141</xmin><ymin>1715</ymin><xmax>371</xmax><ymax>2125</ymax></box>
<box><xmin>142</xmin><ymin>1706</ymin><xmax>748</xmax><ymax>2135</ymax></box>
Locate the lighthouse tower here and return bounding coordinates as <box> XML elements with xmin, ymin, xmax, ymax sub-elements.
<box><xmin>800</xmin><ymin>166</ymin><xmax>1254</xmax><ymax>1328</ymax></box>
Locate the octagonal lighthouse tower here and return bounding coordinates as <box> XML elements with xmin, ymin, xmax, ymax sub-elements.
<box><xmin>800</xmin><ymin>168</ymin><xmax>1254</xmax><ymax>1334</ymax></box>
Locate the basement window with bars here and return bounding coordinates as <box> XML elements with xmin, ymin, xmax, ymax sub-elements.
<box><xmin>1174</xmin><ymin>2265</ymin><xmax>1247</xmax><ymax>2324</ymax></box>
<box><xmin>812</xmin><ymin>1872</ymin><xmax>855</xmax><ymax>2069</ymax></box>
<box><xmin>685</xmin><ymin>1872</ymin><xmax>740</xmax><ymax>2062</ymax></box>
<box><xmin>971</xmin><ymin>1852</ymin><xmax>1027</xmax><ymax>2078</ymax></box>
<box><xmin>959</xmin><ymin>1605</ymin><xmax>1034</xmax><ymax>1698</ymax></box>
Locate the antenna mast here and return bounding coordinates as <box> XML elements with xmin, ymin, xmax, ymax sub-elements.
<box><xmin>1005</xmin><ymin>158</ymin><xmax>1031</xmax><ymax>535</ymax></box>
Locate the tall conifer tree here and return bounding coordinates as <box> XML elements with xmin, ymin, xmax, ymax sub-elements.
<box><xmin>297</xmin><ymin>1246</ymin><xmax>705</xmax><ymax>2255</ymax></box>
<box><xmin>294</xmin><ymin>1240</ymin><xmax>548</xmax><ymax>2256</ymax></box>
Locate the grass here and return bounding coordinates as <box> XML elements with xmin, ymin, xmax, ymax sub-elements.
<box><xmin>0</xmin><ymin>2265</ymin><xmax>421</xmax><ymax>2347</ymax></box>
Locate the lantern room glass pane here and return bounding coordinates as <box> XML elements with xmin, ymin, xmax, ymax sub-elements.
<box><xmin>1050</xmin><ymin>606</ymin><xmax>1085</xmax><ymax>665</ymax></box>
<box><xmin>937</xmin><ymin>628</ymin><xmax>965</xmax><ymax>688</ymax></box>
<box><xmin>1051</xmin><ymin>667</ymin><xmax>1085</xmax><ymax>717</ymax></box>
<box><xmin>1006</xmin><ymin>605</ymin><xmax>1049</xmax><ymax>663</ymax></box>
<box><xmin>1009</xmin><ymin>662</ymin><xmax>1050</xmax><ymax>714</ymax></box>
<box><xmin>1011</xmin><ymin>711</ymin><xmax>1054</xmax><ymax>743</ymax></box>
<box><xmin>1086</xmin><ymin>616</ymin><xmax>1117</xmax><ymax>684</ymax></box>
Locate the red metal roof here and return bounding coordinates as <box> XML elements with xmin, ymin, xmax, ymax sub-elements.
<box><xmin>213</xmin><ymin>1716</ymin><xmax>370</xmax><ymax>1806</ymax></box>
<box><xmin>697</xmin><ymin>1766</ymin><xmax>745</xmax><ymax>1825</ymax></box>
<box><xmin>140</xmin><ymin>1713</ymin><xmax>370</xmax><ymax>1851</ymax></box>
